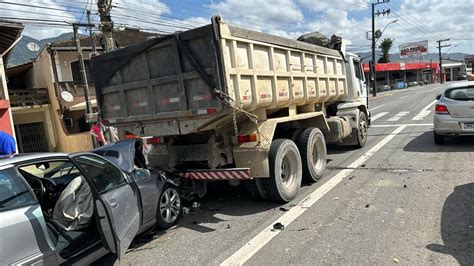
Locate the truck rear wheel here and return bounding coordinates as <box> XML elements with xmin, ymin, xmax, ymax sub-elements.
<box><xmin>264</xmin><ymin>139</ymin><xmax>302</xmax><ymax>203</ymax></box>
<box><xmin>356</xmin><ymin>111</ymin><xmax>368</xmax><ymax>148</ymax></box>
<box><xmin>296</xmin><ymin>128</ymin><xmax>327</xmax><ymax>183</ymax></box>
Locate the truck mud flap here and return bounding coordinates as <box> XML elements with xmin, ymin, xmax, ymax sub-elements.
<box><xmin>177</xmin><ymin>168</ymin><xmax>251</xmax><ymax>180</ymax></box>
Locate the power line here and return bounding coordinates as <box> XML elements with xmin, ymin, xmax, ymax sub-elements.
<box><xmin>0</xmin><ymin>7</ymin><xmax>75</xmax><ymax>20</ymax></box>
<box><xmin>78</xmin><ymin>0</ymin><xmax>91</xmax><ymax>24</ymax></box>
<box><xmin>0</xmin><ymin>1</ymin><xmax>85</xmax><ymax>13</ymax></box>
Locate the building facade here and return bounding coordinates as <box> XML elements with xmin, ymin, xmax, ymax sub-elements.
<box><xmin>0</xmin><ymin>20</ymin><xmax>23</xmax><ymax>141</ymax></box>
<box><xmin>7</xmin><ymin>29</ymin><xmax>156</xmax><ymax>153</ymax></box>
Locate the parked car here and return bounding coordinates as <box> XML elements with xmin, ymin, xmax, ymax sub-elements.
<box><xmin>382</xmin><ymin>85</ymin><xmax>391</xmax><ymax>91</ymax></box>
<box><xmin>433</xmin><ymin>81</ymin><xmax>474</xmax><ymax>144</ymax></box>
<box><xmin>408</xmin><ymin>81</ymin><xmax>419</xmax><ymax>87</ymax></box>
<box><xmin>457</xmin><ymin>73</ymin><xmax>467</xmax><ymax>80</ymax></box>
<box><xmin>392</xmin><ymin>80</ymin><xmax>407</xmax><ymax>90</ymax></box>
<box><xmin>0</xmin><ymin>139</ymin><xmax>182</xmax><ymax>265</ymax></box>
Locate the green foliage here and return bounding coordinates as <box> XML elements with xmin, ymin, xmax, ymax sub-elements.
<box><xmin>378</xmin><ymin>38</ymin><xmax>394</xmax><ymax>63</ymax></box>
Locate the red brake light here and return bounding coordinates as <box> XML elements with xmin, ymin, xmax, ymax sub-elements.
<box><xmin>435</xmin><ymin>104</ymin><xmax>449</xmax><ymax>115</ymax></box>
<box><xmin>147</xmin><ymin>137</ymin><xmax>162</xmax><ymax>144</ymax></box>
<box><xmin>237</xmin><ymin>133</ymin><xmax>258</xmax><ymax>144</ymax></box>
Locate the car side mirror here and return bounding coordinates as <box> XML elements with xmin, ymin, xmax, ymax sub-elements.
<box><xmin>435</xmin><ymin>94</ymin><xmax>442</xmax><ymax>100</ymax></box>
<box><xmin>132</xmin><ymin>168</ymin><xmax>151</xmax><ymax>182</ymax></box>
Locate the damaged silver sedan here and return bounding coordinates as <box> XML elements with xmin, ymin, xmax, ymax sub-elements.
<box><xmin>0</xmin><ymin>139</ymin><xmax>181</xmax><ymax>265</ymax></box>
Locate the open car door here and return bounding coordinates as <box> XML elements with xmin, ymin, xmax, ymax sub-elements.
<box><xmin>70</xmin><ymin>153</ymin><xmax>140</xmax><ymax>260</ymax></box>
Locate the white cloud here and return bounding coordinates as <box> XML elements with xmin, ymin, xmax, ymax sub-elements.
<box><xmin>2</xmin><ymin>0</ymin><xmax>472</xmax><ymax>54</ymax></box>
<box><xmin>299</xmin><ymin>0</ymin><xmax>368</xmax><ymax>11</ymax></box>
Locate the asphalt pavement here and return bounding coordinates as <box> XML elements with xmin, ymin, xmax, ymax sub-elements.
<box><xmin>97</xmin><ymin>82</ymin><xmax>473</xmax><ymax>266</ymax></box>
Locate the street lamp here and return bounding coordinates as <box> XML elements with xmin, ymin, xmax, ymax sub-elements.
<box><xmin>375</xmin><ymin>19</ymin><xmax>398</xmax><ymax>42</ymax></box>
<box><xmin>445</xmin><ymin>44</ymin><xmax>457</xmax><ymax>59</ymax></box>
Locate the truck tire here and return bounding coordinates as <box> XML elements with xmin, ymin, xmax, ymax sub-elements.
<box><xmin>356</xmin><ymin>111</ymin><xmax>368</xmax><ymax>148</ymax></box>
<box><xmin>243</xmin><ymin>179</ymin><xmax>267</xmax><ymax>200</ymax></box>
<box><xmin>296</xmin><ymin>128</ymin><xmax>327</xmax><ymax>183</ymax></box>
<box><xmin>264</xmin><ymin>139</ymin><xmax>302</xmax><ymax>203</ymax></box>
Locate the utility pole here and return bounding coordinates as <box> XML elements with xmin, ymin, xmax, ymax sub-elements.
<box><xmin>72</xmin><ymin>23</ymin><xmax>95</xmax><ymax>125</ymax></box>
<box><xmin>86</xmin><ymin>10</ymin><xmax>97</xmax><ymax>55</ymax></box>
<box><xmin>437</xmin><ymin>38</ymin><xmax>450</xmax><ymax>84</ymax></box>
<box><xmin>371</xmin><ymin>0</ymin><xmax>391</xmax><ymax>97</ymax></box>
<box><xmin>97</xmin><ymin>0</ymin><xmax>116</xmax><ymax>52</ymax></box>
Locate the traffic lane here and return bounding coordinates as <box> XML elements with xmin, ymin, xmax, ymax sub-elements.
<box><xmin>369</xmin><ymin>83</ymin><xmax>445</xmax><ymax>115</ymax></box>
<box><xmin>99</xmin><ymin>127</ymin><xmax>398</xmax><ymax>265</ymax></box>
<box><xmin>245</xmin><ymin>125</ymin><xmax>473</xmax><ymax>265</ymax></box>
<box><xmin>371</xmin><ymin>85</ymin><xmax>445</xmax><ymax>125</ymax></box>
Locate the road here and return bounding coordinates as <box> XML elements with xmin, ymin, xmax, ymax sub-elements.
<box><xmin>97</xmin><ymin>82</ymin><xmax>473</xmax><ymax>265</ymax></box>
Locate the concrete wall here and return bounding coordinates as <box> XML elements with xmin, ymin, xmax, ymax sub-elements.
<box><xmin>56</xmin><ymin>51</ymin><xmax>94</xmax><ymax>82</ymax></box>
<box><xmin>12</xmin><ymin>106</ymin><xmax>56</xmax><ymax>151</ymax></box>
<box><xmin>0</xmin><ymin>57</ymin><xmax>15</xmax><ymax>137</ymax></box>
<box><xmin>32</xmin><ymin>49</ymin><xmax>93</xmax><ymax>152</ymax></box>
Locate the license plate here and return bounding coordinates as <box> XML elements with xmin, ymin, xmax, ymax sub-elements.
<box><xmin>463</xmin><ymin>123</ymin><xmax>474</xmax><ymax>129</ymax></box>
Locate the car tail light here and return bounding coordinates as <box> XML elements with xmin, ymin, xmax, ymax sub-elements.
<box><xmin>125</xmin><ymin>132</ymin><xmax>140</xmax><ymax>139</ymax></box>
<box><xmin>147</xmin><ymin>137</ymin><xmax>162</xmax><ymax>144</ymax></box>
<box><xmin>237</xmin><ymin>133</ymin><xmax>258</xmax><ymax>144</ymax></box>
<box><xmin>435</xmin><ymin>104</ymin><xmax>449</xmax><ymax>115</ymax></box>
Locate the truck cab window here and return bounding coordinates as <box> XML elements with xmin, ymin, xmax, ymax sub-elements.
<box><xmin>353</xmin><ymin>59</ymin><xmax>363</xmax><ymax>80</ymax></box>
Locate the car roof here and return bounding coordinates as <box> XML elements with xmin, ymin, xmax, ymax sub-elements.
<box><xmin>0</xmin><ymin>153</ymin><xmax>69</xmax><ymax>167</ymax></box>
<box><xmin>447</xmin><ymin>81</ymin><xmax>474</xmax><ymax>89</ymax></box>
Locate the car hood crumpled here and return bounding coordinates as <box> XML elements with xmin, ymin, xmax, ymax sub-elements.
<box><xmin>93</xmin><ymin>139</ymin><xmax>137</xmax><ymax>173</ymax></box>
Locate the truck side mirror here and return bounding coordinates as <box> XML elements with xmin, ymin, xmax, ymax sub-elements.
<box><xmin>435</xmin><ymin>94</ymin><xmax>442</xmax><ymax>100</ymax></box>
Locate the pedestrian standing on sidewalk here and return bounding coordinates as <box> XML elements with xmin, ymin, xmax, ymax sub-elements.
<box><xmin>0</xmin><ymin>130</ymin><xmax>16</xmax><ymax>156</ymax></box>
<box><xmin>90</xmin><ymin>122</ymin><xmax>107</xmax><ymax>147</ymax></box>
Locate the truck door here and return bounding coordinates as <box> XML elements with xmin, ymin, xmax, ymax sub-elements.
<box><xmin>71</xmin><ymin>154</ymin><xmax>140</xmax><ymax>260</ymax></box>
<box><xmin>353</xmin><ymin>58</ymin><xmax>368</xmax><ymax>107</ymax></box>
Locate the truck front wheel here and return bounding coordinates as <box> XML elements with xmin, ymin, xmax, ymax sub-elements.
<box><xmin>356</xmin><ymin>111</ymin><xmax>368</xmax><ymax>148</ymax></box>
<box><xmin>296</xmin><ymin>128</ymin><xmax>327</xmax><ymax>183</ymax></box>
<box><xmin>264</xmin><ymin>139</ymin><xmax>302</xmax><ymax>203</ymax></box>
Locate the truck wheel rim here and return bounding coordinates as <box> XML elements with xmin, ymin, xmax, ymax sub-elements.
<box><xmin>312</xmin><ymin>138</ymin><xmax>324</xmax><ymax>171</ymax></box>
<box><xmin>281</xmin><ymin>152</ymin><xmax>297</xmax><ymax>189</ymax></box>
<box><xmin>160</xmin><ymin>188</ymin><xmax>181</xmax><ymax>224</ymax></box>
<box><xmin>359</xmin><ymin>118</ymin><xmax>368</xmax><ymax>142</ymax></box>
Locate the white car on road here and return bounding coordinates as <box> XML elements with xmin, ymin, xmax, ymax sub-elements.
<box><xmin>434</xmin><ymin>81</ymin><xmax>474</xmax><ymax>144</ymax></box>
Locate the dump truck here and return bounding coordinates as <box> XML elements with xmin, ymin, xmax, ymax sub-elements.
<box><xmin>91</xmin><ymin>16</ymin><xmax>369</xmax><ymax>202</ymax></box>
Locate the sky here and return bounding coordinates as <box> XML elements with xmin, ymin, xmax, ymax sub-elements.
<box><xmin>0</xmin><ymin>0</ymin><xmax>473</xmax><ymax>55</ymax></box>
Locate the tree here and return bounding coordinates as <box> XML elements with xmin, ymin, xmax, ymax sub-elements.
<box><xmin>378</xmin><ymin>38</ymin><xmax>394</xmax><ymax>63</ymax></box>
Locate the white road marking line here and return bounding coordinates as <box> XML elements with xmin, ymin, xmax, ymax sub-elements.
<box><xmin>371</xmin><ymin>112</ymin><xmax>389</xmax><ymax>121</ymax></box>
<box><xmin>221</xmin><ymin>126</ymin><xmax>407</xmax><ymax>266</ymax></box>
<box><xmin>387</xmin><ymin>111</ymin><xmax>410</xmax><ymax>121</ymax></box>
<box><xmin>369</xmin><ymin>104</ymin><xmax>385</xmax><ymax>111</ymax></box>
<box><xmin>399</xmin><ymin>96</ymin><xmax>408</xmax><ymax>100</ymax></box>
<box><xmin>372</xmin><ymin>123</ymin><xmax>432</xmax><ymax>128</ymax></box>
<box><xmin>412</xmin><ymin>100</ymin><xmax>437</xmax><ymax>121</ymax></box>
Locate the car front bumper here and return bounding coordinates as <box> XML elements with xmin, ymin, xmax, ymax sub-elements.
<box><xmin>434</xmin><ymin>114</ymin><xmax>474</xmax><ymax>135</ymax></box>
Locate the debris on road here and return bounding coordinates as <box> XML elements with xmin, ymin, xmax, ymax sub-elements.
<box><xmin>392</xmin><ymin>257</ymin><xmax>400</xmax><ymax>263</ymax></box>
<box><xmin>183</xmin><ymin>207</ymin><xmax>190</xmax><ymax>215</ymax></box>
<box><xmin>361</xmin><ymin>164</ymin><xmax>366</xmax><ymax>168</ymax></box>
<box><xmin>403</xmin><ymin>184</ymin><xmax>408</xmax><ymax>188</ymax></box>
<box><xmin>279</xmin><ymin>207</ymin><xmax>289</xmax><ymax>212</ymax></box>
<box><xmin>333</xmin><ymin>197</ymin><xmax>340</xmax><ymax>200</ymax></box>
<box><xmin>226</xmin><ymin>224</ymin><xmax>231</xmax><ymax>229</ymax></box>
<box><xmin>349</xmin><ymin>175</ymin><xmax>356</xmax><ymax>180</ymax></box>
<box><xmin>297</xmin><ymin>228</ymin><xmax>308</xmax><ymax>232</ymax></box>
<box><xmin>273</xmin><ymin>222</ymin><xmax>285</xmax><ymax>230</ymax></box>
<box><xmin>365</xmin><ymin>204</ymin><xmax>370</xmax><ymax>208</ymax></box>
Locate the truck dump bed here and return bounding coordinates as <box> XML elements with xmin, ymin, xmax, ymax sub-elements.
<box><xmin>91</xmin><ymin>17</ymin><xmax>347</xmax><ymax>137</ymax></box>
